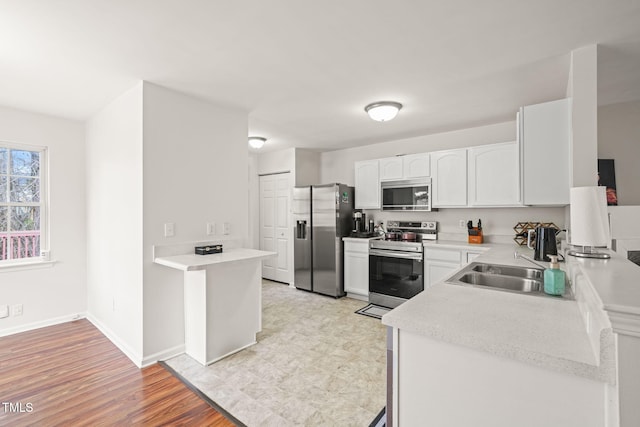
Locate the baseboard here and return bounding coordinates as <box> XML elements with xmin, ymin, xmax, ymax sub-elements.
<box><xmin>0</xmin><ymin>312</ymin><xmax>86</xmax><ymax>337</ymax></box>
<box><xmin>141</xmin><ymin>344</ymin><xmax>185</xmax><ymax>368</ymax></box>
<box><xmin>85</xmin><ymin>314</ymin><xmax>144</xmax><ymax>368</ymax></box>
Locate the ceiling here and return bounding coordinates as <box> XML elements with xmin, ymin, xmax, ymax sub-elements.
<box><xmin>1</xmin><ymin>1</ymin><xmax>639</xmax><ymax>153</ymax></box>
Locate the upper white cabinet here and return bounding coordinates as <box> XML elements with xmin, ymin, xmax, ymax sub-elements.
<box><xmin>431</xmin><ymin>149</ymin><xmax>467</xmax><ymax>207</ymax></box>
<box><xmin>403</xmin><ymin>153</ymin><xmax>430</xmax><ymax>178</ymax></box>
<box><xmin>519</xmin><ymin>98</ymin><xmax>571</xmax><ymax>205</ymax></box>
<box><xmin>379</xmin><ymin>157</ymin><xmax>404</xmax><ymax>181</ymax></box>
<box><xmin>380</xmin><ymin>154</ymin><xmax>430</xmax><ymax>181</ymax></box>
<box><xmin>354</xmin><ymin>160</ymin><xmax>380</xmax><ymax>209</ymax></box>
<box><xmin>468</xmin><ymin>141</ymin><xmax>522</xmax><ymax>206</ymax></box>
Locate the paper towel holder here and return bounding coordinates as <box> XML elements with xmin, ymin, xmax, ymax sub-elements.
<box><xmin>567</xmin><ymin>186</ymin><xmax>611</xmax><ymax>259</ymax></box>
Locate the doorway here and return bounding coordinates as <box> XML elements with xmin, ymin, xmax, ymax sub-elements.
<box><xmin>259</xmin><ymin>173</ymin><xmax>291</xmax><ymax>283</ymax></box>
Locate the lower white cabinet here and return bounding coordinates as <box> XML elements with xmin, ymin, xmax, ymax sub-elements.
<box><xmin>424</xmin><ymin>246</ymin><xmax>487</xmax><ymax>288</ymax></box>
<box><xmin>425</xmin><ymin>261</ymin><xmax>460</xmax><ymax>289</ymax></box>
<box><xmin>344</xmin><ymin>239</ymin><xmax>370</xmax><ymax>298</ymax></box>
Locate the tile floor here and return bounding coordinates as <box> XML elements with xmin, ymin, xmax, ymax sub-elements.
<box><xmin>165</xmin><ymin>280</ymin><xmax>387</xmax><ymax>426</ymax></box>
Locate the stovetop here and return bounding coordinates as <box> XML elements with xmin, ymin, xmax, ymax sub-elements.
<box><xmin>370</xmin><ymin>220</ymin><xmax>438</xmax><ymax>252</ymax></box>
<box><xmin>385</xmin><ymin>220</ymin><xmax>438</xmax><ymax>241</ymax></box>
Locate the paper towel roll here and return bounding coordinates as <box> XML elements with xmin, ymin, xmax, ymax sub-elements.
<box><xmin>570</xmin><ymin>186</ymin><xmax>610</xmax><ymax>247</ymax></box>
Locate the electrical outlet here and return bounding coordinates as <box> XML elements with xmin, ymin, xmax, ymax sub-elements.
<box><xmin>459</xmin><ymin>220</ymin><xmax>466</xmax><ymax>229</ymax></box>
<box><xmin>207</xmin><ymin>222</ymin><xmax>216</xmax><ymax>235</ymax></box>
<box><xmin>11</xmin><ymin>304</ymin><xmax>23</xmax><ymax>316</ymax></box>
<box><xmin>0</xmin><ymin>305</ymin><xmax>8</xmax><ymax>319</ymax></box>
<box><xmin>164</xmin><ymin>222</ymin><xmax>175</xmax><ymax>237</ymax></box>
<box><xmin>223</xmin><ymin>222</ymin><xmax>230</xmax><ymax>235</ymax></box>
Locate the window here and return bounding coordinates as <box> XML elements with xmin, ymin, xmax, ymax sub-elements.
<box><xmin>0</xmin><ymin>142</ymin><xmax>47</xmax><ymax>263</ymax></box>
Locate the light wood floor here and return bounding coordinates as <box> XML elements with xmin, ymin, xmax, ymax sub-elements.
<box><xmin>0</xmin><ymin>319</ymin><xmax>236</xmax><ymax>426</ymax></box>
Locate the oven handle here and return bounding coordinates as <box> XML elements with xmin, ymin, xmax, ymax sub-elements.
<box><xmin>370</xmin><ymin>249</ymin><xmax>423</xmax><ymax>261</ymax></box>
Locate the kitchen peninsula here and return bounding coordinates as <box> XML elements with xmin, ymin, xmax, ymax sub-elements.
<box><xmin>154</xmin><ymin>244</ymin><xmax>275</xmax><ymax>365</ymax></box>
<box><xmin>383</xmin><ymin>242</ymin><xmax>639</xmax><ymax>427</ymax></box>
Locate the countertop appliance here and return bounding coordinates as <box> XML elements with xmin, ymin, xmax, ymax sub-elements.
<box><xmin>381</xmin><ymin>178</ymin><xmax>432</xmax><ymax>211</ymax></box>
<box><xmin>369</xmin><ymin>221</ymin><xmax>437</xmax><ymax>308</ymax></box>
<box><xmin>527</xmin><ymin>226</ymin><xmax>559</xmax><ymax>262</ymax></box>
<box><xmin>293</xmin><ymin>183</ymin><xmax>354</xmax><ymax>297</ymax></box>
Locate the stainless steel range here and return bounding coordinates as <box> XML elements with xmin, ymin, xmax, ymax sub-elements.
<box><xmin>369</xmin><ymin>221</ymin><xmax>437</xmax><ymax>308</ymax></box>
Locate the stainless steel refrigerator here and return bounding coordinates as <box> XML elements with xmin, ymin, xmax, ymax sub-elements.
<box><xmin>293</xmin><ymin>183</ymin><xmax>354</xmax><ymax>297</ymax></box>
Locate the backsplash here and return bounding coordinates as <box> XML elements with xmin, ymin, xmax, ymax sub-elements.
<box><xmin>364</xmin><ymin>206</ymin><xmax>566</xmax><ymax>244</ymax></box>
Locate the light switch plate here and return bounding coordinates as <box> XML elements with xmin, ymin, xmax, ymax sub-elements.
<box><xmin>223</xmin><ymin>222</ymin><xmax>230</xmax><ymax>235</ymax></box>
<box><xmin>207</xmin><ymin>222</ymin><xmax>216</xmax><ymax>235</ymax></box>
<box><xmin>11</xmin><ymin>304</ymin><xmax>23</xmax><ymax>316</ymax></box>
<box><xmin>0</xmin><ymin>305</ymin><xmax>8</xmax><ymax>318</ymax></box>
<box><xmin>164</xmin><ymin>223</ymin><xmax>175</xmax><ymax>237</ymax></box>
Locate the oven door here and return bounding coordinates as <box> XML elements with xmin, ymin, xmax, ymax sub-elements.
<box><xmin>369</xmin><ymin>249</ymin><xmax>424</xmax><ymax>300</ymax></box>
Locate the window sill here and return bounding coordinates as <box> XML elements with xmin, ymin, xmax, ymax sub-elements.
<box><xmin>0</xmin><ymin>259</ymin><xmax>58</xmax><ymax>273</ymax></box>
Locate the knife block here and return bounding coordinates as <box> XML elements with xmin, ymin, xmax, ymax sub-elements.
<box><xmin>468</xmin><ymin>228</ymin><xmax>483</xmax><ymax>244</ymax></box>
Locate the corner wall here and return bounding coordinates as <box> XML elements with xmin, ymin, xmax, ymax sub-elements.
<box><xmin>141</xmin><ymin>83</ymin><xmax>248</xmax><ymax>363</ymax></box>
<box><xmin>0</xmin><ymin>106</ymin><xmax>86</xmax><ymax>336</ymax></box>
<box><xmin>85</xmin><ymin>83</ymin><xmax>144</xmax><ymax>363</ymax></box>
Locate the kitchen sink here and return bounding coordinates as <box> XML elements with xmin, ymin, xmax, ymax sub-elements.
<box><xmin>454</xmin><ymin>272</ymin><xmax>542</xmax><ymax>292</ymax></box>
<box><xmin>470</xmin><ymin>263</ymin><xmax>543</xmax><ymax>280</ymax></box>
<box><xmin>446</xmin><ymin>262</ymin><xmax>571</xmax><ymax>298</ymax></box>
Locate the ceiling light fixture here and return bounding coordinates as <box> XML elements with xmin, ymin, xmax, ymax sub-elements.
<box><xmin>364</xmin><ymin>101</ymin><xmax>403</xmax><ymax>122</ymax></box>
<box><xmin>248</xmin><ymin>136</ymin><xmax>267</xmax><ymax>149</ymax></box>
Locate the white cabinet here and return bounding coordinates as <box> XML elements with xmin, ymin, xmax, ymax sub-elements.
<box><xmin>354</xmin><ymin>160</ymin><xmax>380</xmax><ymax>209</ymax></box>
<box><xmin>431</xmin><ymin>149</ymin><xmax>467</xmax><ymax>207</ymax></box>
<box><xmin>466</xmin><ymin>251</ymin><xmax>482</xmax><ymax>263</ymax></box>
<box><xmin>379</xmin><ymin>157</ymin><xmax>404</xmax><ymax>181</ymax></box>
<box><xmin>344</xmin><ymin>239</ymin><xmax>370</xmax><ymax>298</ymax></box>
<box><xmin>468</xmin><ymin>141</ymin><xmax>522</xmax><ymax>206</ymax></box>
<box><xmin>403</xmin><ymin>153</ymin><xmax>430</xmax><ymax>178</ymax></box>
<box><xmin>379</xmin><ymin>153</ymin><xmax>430</xmax><ymax>181</ymax></box>
<box><xmin>424</xmin><ymin>246</ymin><xmax>487</xmax><ymax>288</ymax></box>
<box><xmin>424</xmin><ymin>247</ymin><xmax>462</xmax><ymax>288</ymax></box>
<box><xmin>519</xmin><ymin>98</ymin><xmax>571</xmax><ymax>205</ymax></box>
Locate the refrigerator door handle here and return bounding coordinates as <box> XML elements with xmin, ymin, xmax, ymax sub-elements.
<box><xmin>296</xmin><ymin>220</ymin><xmax>307</xmax><ymax>239</ymax></box>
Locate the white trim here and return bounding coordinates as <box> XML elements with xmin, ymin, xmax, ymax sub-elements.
<box><xmin>142</xmin><ymin>344</ymin><xmax>186</xmax><ymax>368</ymax></box>
<box><xmin>0</xmin><ymin>141</ymin><xmax>49</xmax><ymax>263</ymax></box>
<box><xmin>85</xmin><ymin>314</ymin><xmax>144</xmax><ymax>368</ymax></box>
<box><xmin>0</xmin><ymin>259</ymin><xmax>57</xmax><ymax>273</ymax></box>
<box><xmin>0</xmin><ymin>312</ymin><xmax>84</xmax><ymax>337</ymax></box>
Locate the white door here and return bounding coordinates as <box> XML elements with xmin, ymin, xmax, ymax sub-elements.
<box><xmin>259</xmin><ymin>173</ymin><xmax>291</xmax><ymax>283</ymax></box>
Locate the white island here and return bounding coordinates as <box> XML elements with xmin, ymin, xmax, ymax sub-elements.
<box><xmin>155</xmin><ymin>247</ymin><xmax>275</xmax><ymax>366</ymax></box>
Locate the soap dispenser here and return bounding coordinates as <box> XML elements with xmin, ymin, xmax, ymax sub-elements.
<box><xmin>544</xmin><ymin>255</ymin><xmax>565</xmax><ymax>296</ymax></box>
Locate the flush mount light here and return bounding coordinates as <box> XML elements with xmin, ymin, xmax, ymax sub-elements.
<box><xmin>364</xmin><ymin>101</ymin><xmax>403</xmax><ymax>122</ymax></box>
<box><xmin>248</xmin><ymin>136</ymin><xmax>267</xmax><ymax>149</ymax></box>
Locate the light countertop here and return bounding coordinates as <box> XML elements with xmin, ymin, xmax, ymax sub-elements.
<box><xmin>382</xmin><ymin>242</ymin><xmax>617</xmax><ymax>383</ymax></box>
<box><xmin>154</xmin><ymin>248</ymin><xmax>276</xmax><ymax>271</ymax></box>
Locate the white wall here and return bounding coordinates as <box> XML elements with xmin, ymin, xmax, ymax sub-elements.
<box><xmin>0</xmin><ymin>106</ymin><xmax>86</xmax><ymax>336</ymax></box>
<box><xmin>257</xmin><ymin>147</ymin><xmax>295</xmax><ymax>176</ymax></box>
<box><xmin>321</xmin><ymin>121</ymin><xmax>566</xmax><ymax>241</ymax></box>
<box><xmin>567</xmin><ymin>45</ymin><xmax>599</xmax><ymax>187</ymax></box>
<box><xmin>141</xmin><ymin>82</ymin><xmax>248</xmax><ymax>363</ymax></box>
<box><xmin>598</xmin><ymin>100</ymin><xmax>640</xmax><ymax>205</ymax></box>
<box><xmin>294</xmin><ymin>148</ymin><xmax>321</xmax><ymax>186</ymax></box>
<box><xmin>85</xmin><ymin>83</ymin><xmax>144</xmax><ymax>362</ymax></box>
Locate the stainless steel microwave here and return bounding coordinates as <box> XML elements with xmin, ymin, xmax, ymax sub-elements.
<box><xmin>381</xmin><ymin>178</ymin><xmax>432</xmax><ymax>211</ymax></box>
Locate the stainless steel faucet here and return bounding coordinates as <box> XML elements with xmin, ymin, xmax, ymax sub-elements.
<box><xmin>514</xmin><ymin>251</ymin><xmax>547</xmax><ymax>269</ymax></box>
